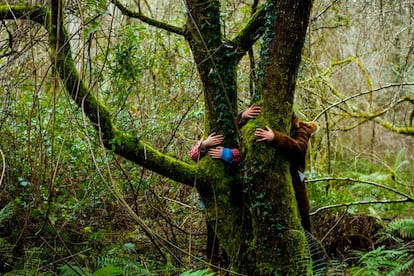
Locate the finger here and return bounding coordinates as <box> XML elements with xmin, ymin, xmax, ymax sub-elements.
<box><xmin>211</xmin><ymin>136</ymin><xmax>223</xmax><ymax>141</ymax></box>
<box><xmin>209</xmin><ymin>151</ymin><xmax>220</xmax><ymax>158</ymax></box>
<box><xmin>211</xmin><ymin>139</ymin><xmax>223</xmax><ymax>146</ymax></box>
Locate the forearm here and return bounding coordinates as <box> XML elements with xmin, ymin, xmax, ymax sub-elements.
<box><xmin>271</xmin><ymin>130</ymin><xmax>305</xmax><ymax>158</ymax></box>
<box><xmin>189</xmin><ymin>140</ymin><xmax>207</xmax><ymax>161</ymax></box>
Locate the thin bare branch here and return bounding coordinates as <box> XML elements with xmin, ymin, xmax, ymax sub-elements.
<box><xmin>310</xmin><ymin>198</ymin><xmax>411</xmax><ymax>216</ymax></box>
<box><xmin>307</xmin><ymin>176</ymin><xmax>414</xmax><ymax>201</ymax></box>
<box><xmin>0</xmin><ymin>149</ymin><xmax>5</xmax><ymax>186</ymax></box>
<box><xmin>313</xmin><ymin>83</ymin><xmax>414</xmax><ymax>121</ymax></box>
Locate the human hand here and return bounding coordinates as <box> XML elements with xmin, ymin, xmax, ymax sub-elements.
<box><xmin>209</xmin><ymin>147</ymin><xmax>234</xmax><ymax>163</ymax></box>
<box><xmin>255</xmin><ymin>126</ymin><xmax>274</xmax><ymax>142</ymax></box>
<box><xmin>208</xmin><ymin>146</ymin><xmax>223</xmax><ymax>159</ymax></box>
<box><xmin>241</xmin><ymin>105</ymin><xmax>261</xmax><ymax>121</ymax></box>
<box><xmin>201</xmin><ymin>133</ymin><xmax>224</xmax><ymax>149</ymax></box>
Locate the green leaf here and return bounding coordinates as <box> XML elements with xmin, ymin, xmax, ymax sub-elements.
<box><xmin>91</xmin><ymin>266</ymin><xmax>123</xmax><ymax>276</ymax></box>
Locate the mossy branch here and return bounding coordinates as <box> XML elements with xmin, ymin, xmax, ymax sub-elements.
<box><xmin>110</xmin><ymin>0</ymin><xmax>185</xmax><ymax>36</ymax></box>
<box><xmin>109</xmin><ymin>131</ymin><xmax>207</xmax><ymax>186</ymax></box>
<box><xmin>0</xmin><ymin>4</ymin><xmax>48</xmax><ymax>24</ymax></box>
<box><xmin>232</xmin><ymin>4</ymin><xmax>267</xmax><ymax>61</ymax></box>
<box><xmin>373</xmin><ymin>118</ymin><xmax>414</xmax><ymax>135</ymax></box>
<box><xmin>0</xmin><ymin>4</ymin><xmax>204</xmax><ymax>187</ymax></box>
<box><xmin>322</xmin><ymin>93</ymin><xmax>414</xmax><ymax>135</ymax></box>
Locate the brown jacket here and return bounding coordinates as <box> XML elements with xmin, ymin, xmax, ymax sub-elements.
<box><xmin>271</xmin><ymin>119</ymin><xmax>318</xmax><ymax>231</ymax></box>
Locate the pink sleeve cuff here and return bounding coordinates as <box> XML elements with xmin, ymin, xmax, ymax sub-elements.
<box><xmin>231</xmin><ymin>148</ymin><xmax>241</xmax><ymax>164</ymax></box>
<box><xmin>189</xmin><ymin>140</ymin><xmax>203</xmax><ymax>161</ymax></box>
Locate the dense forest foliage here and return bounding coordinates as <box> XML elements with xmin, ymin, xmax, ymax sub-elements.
<box><xmin>0</xmin><ymin>0</ymin><xmax>413</xmax><ymax>275</ymax></box>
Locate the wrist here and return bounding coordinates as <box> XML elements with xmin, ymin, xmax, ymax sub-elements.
<box><xmin>221</xmin><ymin>147</ymin><xmax>233</xmax><ymax>164</ymax></box>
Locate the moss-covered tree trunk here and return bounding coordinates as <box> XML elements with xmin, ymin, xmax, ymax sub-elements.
<box><xmin>239</xmin><ymin>1</ymin><xmax>314</xmax><ymax>274</ymax></box>
<box><xmin>184</xmin><ymin>0</ymin><xmax>246</xmax><ymax>264</ymax></box>
<box><xmin>185</xmin><ymin>0</ymin><xmax>314</xmax><ymax>274</ymax></box>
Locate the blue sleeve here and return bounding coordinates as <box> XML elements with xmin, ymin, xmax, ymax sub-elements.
<box><xmin>221</xmin><ymin>147</ymin><xmax>233</xmax><ymax>164</ymax></box>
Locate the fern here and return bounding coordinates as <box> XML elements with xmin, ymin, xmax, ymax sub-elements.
<box><xmin>0</xmin><ymin>200</ymin><xmax>16</xmax><ymax>226</ymax></box>
<box><xmin>180</xmin><ymin>269</ymin><xmax>216</xmax><ymax>276</ymax></box>
<box><xmin>305</xmin><ymin>232</ymin><xmax>329</xmax><ymax>275</ymax></box>
<box><xmin>91</xmin><ymin>265</ymin><xmax>123</xmax><ymax>276</ymax></box>
<box><xmin>323</xmin><ymin>259</ymin><xmax>347</xmax><ymax>276</ymax></box>
<box><xmin>349</xmin><ymin>245</ymin><xmax>414</xmax><ymax>275</ymax></box>
<box><xmin>93</xmin><ymin>255</ymin><xmax>150</xmax><ymax>275</ymax></box>
<box><xmin>387</xmin><ymin>259</ymin><xmax>414</xmax><ymax>276</ymax></box>
<box><xmin>59</xmin><ymin>263</ymin><xmax>127</xmax><ymax>276</ymax></box>
<box><xmin>59</xmin><ymin>263</ymin><xmax>89</xmax><ymax>276</ymax></box>
<box><xmin>387</xmin><ymin>218</ymin><xmax>414</xmax><ymax>240</ymax></box>
<box><xmin>0</xmin><ymin>237</ymin><xmax>13</xmax><ymax>271</ymax></box>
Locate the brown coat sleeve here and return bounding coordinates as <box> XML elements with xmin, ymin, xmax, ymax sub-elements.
<box><xmin>271</xmin><ymin>127</ymin><xmax>309</xmax><ymax>171</ymax></box>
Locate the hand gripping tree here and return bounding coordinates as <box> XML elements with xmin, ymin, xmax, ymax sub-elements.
<box><xmin>0</xmin><ymin>0</ymin><xmax>313</xmax><ymax>274</ymax></box>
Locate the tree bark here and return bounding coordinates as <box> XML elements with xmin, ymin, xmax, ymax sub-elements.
<box><xmin>238</xmin><ymin>1</ymin><xmax>314</xmax><ymax>274</ymax></box>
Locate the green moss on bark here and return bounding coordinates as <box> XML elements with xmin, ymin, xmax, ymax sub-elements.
<box><xmin>238</xmin><ymin>114</ymin><xmax>308</xmax><ymax>274</ymax></box>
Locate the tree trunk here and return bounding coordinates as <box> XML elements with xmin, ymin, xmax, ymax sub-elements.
<box><xmin>239</xmin><ymin>1</ymin><xmax>314</xmax><ymax>274</ymax></box>
<box><xmin>186</xmin><ymin>1</ymin><xmax>314</xmax><ymax>274</ymax></box>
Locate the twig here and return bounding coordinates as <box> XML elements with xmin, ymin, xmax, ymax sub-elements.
<box><xmin>306</xmin><ymin>177</ymin><xmax>414</xmax><ymax>201</ymax></box>
<box><xmin>0</xmin><ymin>149</ymin><xmax>5</xmax><ymax>186</ymax></box>
<box><xmin>308</xmin><ymin>177</ymin><xmax>414</xmax><ymax>216</ymax></box>
<box><xmin>310</xmin><ymin>199</ymin><xmax>410</xmax><ymax>216</ymax></box>
<box><xmin>320</xmin><ymin>208</ymin><xmax>348</xmax><ymax>243</ymax></box>
<box><xmin>313</xmin><ymin>83</ymin><xmax>414</xmax><ymax>121</ymax></box>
